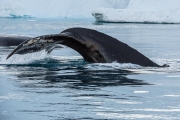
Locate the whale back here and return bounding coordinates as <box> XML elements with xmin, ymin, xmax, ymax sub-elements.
<box><xmin>0</xmin><ymin>35</ymin><xmax>31</xmax><ymax>46</ymax></box>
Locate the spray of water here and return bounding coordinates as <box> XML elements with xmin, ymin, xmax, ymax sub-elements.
<box><xmin>0</xmin><ymin>48</ymin><xmax>179</xmax><ymax>74</ymax></box>
<box><xmin>0</xmin><ymin>50</ymin><xmax>49</xmax><ymax>65</ymax></box>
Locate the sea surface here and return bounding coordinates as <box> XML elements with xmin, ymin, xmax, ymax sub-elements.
<box><xmin>0</xmin><ymin>18</ymin><xmax>180</xmax><ymax>120</ymax></box>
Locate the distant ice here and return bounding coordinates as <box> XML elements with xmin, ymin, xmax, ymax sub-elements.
<box><xmin>0</xmin><ymin>0</ymin><xmax>129</xmax><ymax>19</ymax></box>
<box><xmin>1</xmin><ymin>0</ymin><xmax>180</xmax><ymax>23</ymax></box>
<box><xmin>92</xmin><ymin>0</ymin><xmax>180</xmax><ymax>23</ymax></box>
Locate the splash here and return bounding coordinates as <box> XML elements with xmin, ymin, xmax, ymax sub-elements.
<box><xmin>0</xmin><ymin>50</ymin><xmax>49</xmax><ymax>65</ymax></box>
<box><xmin>0</xmin><ymin>48</ymin><xmax>179</xmax><ymax>74</ymax></box>
<box><xmin>85</xmin><ymin>61</ymin><xmax>142</xmax><ymax>70</ymax></box>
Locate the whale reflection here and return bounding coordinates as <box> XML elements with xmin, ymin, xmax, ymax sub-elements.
<box><xmin>4</xmin><ymin>59</ymin><xmax>151</xmax><ymax>90</ymax></box>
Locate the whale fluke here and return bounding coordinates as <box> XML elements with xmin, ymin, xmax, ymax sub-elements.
<box><xmin>6</xmin><ymin>27</ymin><xmax>162</xmax><ymax>67</ymax></box>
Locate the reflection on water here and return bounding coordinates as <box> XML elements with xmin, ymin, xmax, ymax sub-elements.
<box><xmin>7</xmin><ymin>60</ymin><xmax>151</xmax><ymax>89</ymax></box>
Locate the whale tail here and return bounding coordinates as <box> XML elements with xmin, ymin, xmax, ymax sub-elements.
<box><xmin>6</xmin><ymin>27</ymin><xmax>166</xmax><ymax>67</ymax></box>
<box><xmin>6</xmin><ymin>35</ymin><xmax>63</xmax><ymax>59</ymax></box>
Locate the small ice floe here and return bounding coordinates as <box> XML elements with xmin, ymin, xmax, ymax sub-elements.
<box><xmin>134</xmin><ymin>91</ymin><xmax>149</xmax><ymax>94</ymax></box>
<box><xmin>163</xmin><ymin>94</ymin><xmax>180</xmax><ymax>97</ymax></box>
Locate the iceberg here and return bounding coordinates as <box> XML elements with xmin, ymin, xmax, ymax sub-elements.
<box><xmin>1</xmin><ymin>0</ymin><xmax>179</xmax><ymax>23</ymax></box>
<box><xmin>0</xmin><ymin>0</ymin><xmax>129</xmax><ymax>19</ymax></box>
<box><xmin>92</xmin><ymin>0</ymin><xmax>180</xmax><ymax>23</ymax></box>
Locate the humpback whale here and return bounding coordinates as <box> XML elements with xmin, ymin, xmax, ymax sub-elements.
<box><xmin>6</xmin><ymin>28</ymin><xmax>167</xmax><ymax>67</ymax></box>
<box><xmin>0</xmin><ymin>35</ymin><xmax>31</xmax><ymax>46</ymax></box>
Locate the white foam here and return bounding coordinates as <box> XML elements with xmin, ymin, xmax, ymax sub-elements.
<box><xmin>85</xmin><ymin>62</ymin><xmax>142</xmax><ymax>70</ymax></box>
<box><xmin>163</xmin><ymin>95</ymin><xmax>180</xmax><ymax>97</ymax></box>
<box><xmin>0</xmin><ymin>50</ymin><xmax>179</xmax><ymax>74</ymax></box>
<box><xmin>0</xmin><ymin>50</ymin><xmax>48</xmax><ymax>65</ymax></box>
<box><xmin>0</xmin><ymin>93</ymin><xmax>24</xmax><ymax>102</ymax></box>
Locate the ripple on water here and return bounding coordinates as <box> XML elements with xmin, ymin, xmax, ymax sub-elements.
<box><xmin>1</xmin><ymin>23</ymin><xmax>180</xmax><ymax>120</ymax></box>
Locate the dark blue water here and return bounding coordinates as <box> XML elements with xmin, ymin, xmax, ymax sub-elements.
<box><xmin>0</xmin><ymin>18</ymin><xmax>180</xmax><ymax>120</ymax></box>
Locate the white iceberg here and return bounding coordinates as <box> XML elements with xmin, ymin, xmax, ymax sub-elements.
<box><xmin>92</xmin><ymin>0</ymin><xmax>180</xmax><ymax>23</ymax></box>
<box><xmin>0</xmin><ymin>0</ymin><xmax>129</xmax><ymax>19</ymax></box>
